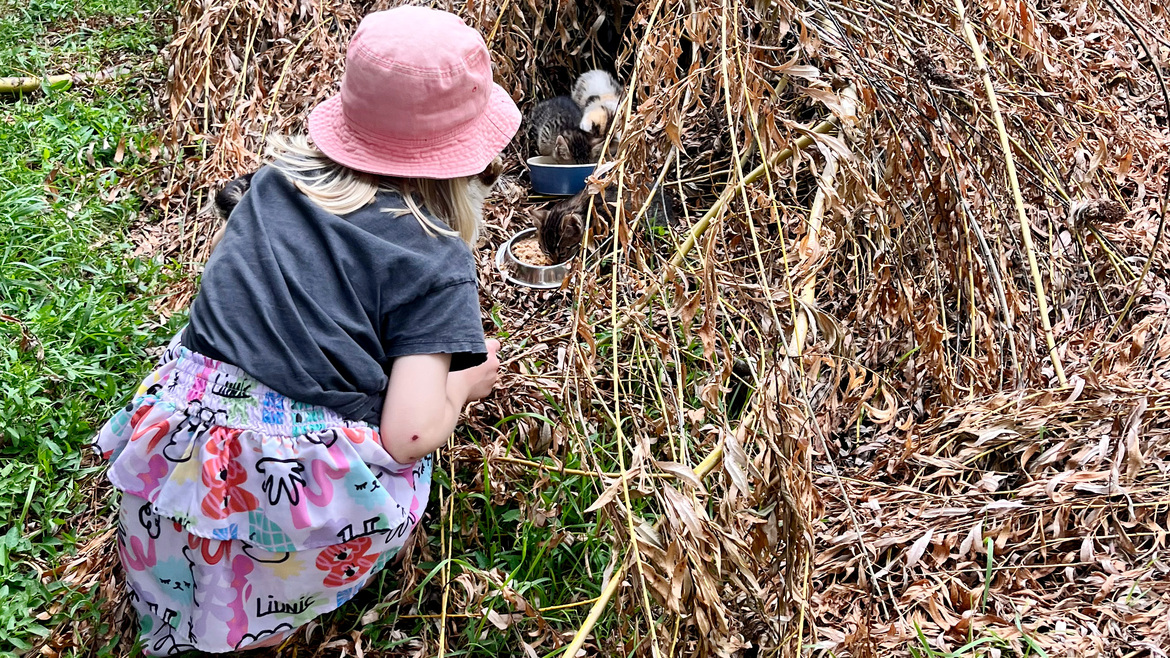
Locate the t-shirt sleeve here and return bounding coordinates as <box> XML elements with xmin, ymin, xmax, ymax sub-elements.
<box><xmin>383</xmin><ymin>280</ymin><xmax>487</xmax><ymax>371</ymax></box>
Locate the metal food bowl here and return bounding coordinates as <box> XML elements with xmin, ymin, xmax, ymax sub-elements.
<box><xmin>495</xmin><ymin>228</ymin><xmax>571</xmax><ymax>289</ymax></box>
<box><xmin>526</xmin><ymin>155</ymin><xmax>596</xmax><ymax>196</ymax></box>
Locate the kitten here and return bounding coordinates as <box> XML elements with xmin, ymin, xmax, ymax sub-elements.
<box><xmin>465</xmin><ymin>155</ymin><xmax>504</xmax><ymax>227</ymax></box>
<box><xmin>529</xmin><ymin>184</ymin><xmax>674</xmax><ymax>264</ymax></box>
<box><xmin>207</xmin><ymin>157</ymin><xmax>505</xmax><ymax>253</ymax></box>
<box><xmin>528</xmin><ymin>96</ymin><xmax>595</xmax><ymax>164</ymax></box>
<box><xmin>529</xmin><ymin>190</ymin><xmax>590</xmax><ymax>265</ymax></box>
<box><xmin>208</xmin><ymin>172</ymin><xmax>254</xmax><ymax>253</ymax></box>
<box><xmin>571</xmin><ymin>70</ymin><xmax>622</xmax><ymax>138</ymax></box>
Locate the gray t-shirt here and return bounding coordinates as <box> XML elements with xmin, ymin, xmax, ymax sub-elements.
<box><xmin>182</xmin><ymin>166</ymin><xmax>487</xmax><ymax>425</ymax></box>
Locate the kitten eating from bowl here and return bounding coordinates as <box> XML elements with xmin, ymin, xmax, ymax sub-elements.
<box><xmin>527</xmin><ymin>69</ymin><xmax>624</xmax><ymax>165</ymax></box>
<box><xmin>528</xmin><ymin>183</ymin><xmax>674</xmax><ymax>265</ymax></box>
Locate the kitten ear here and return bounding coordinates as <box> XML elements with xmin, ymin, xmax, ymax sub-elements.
<box><xmin>563</xmin><ymin>212</ymin><xmax>585</xmax><ymax>241</ymax></box>
<box><xmin>589</xmin><ymin>139</ymin><xmax>604</xmax><ymax>161</ymax></box>
<box><xmin>530</xmin><ymin>207</ymin><xmax>548</xmax><ymax>230</ymax></box>
<box><xmin>554</xmin><ymin>135</ymin><xmax>571</xmax><ymax>163</ymax></box>
<box><xmin>583</xmin><ymin>108</ymin><xmax>608</xmax><ymax>137</ymax></box>
<box><xmin>559</xmin><ymin>212</ymin><xmax>585</xmax><ymax>260</ymax></box>
<box><xmin>478</xmin><ymin>155</ymin><xmax>504</xmax><ymax>188</ymax></box>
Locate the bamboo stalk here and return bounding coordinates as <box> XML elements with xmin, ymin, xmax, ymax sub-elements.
<box><xmin>0</xmin><ymin>66</ymin><xmax>129</xmax><ymax>94</ymax></box>
<box><xmin>667</xmin><ymin>121</ymin><xmax>835</xmax><ymax>272</ymax></box>
<box><xmin>0</xmin><ymin>74</ymin><xmax>69</xmax><ymax>93</ymax></box>
<box><xmin>953</xmin><ymin>0</ymin><xmax>1068</xmax><ymax>387</ymax></box>
<box><xmin>439</xmin><ymin>447</ymin><xmax>457</xmax><ymax>658</ymax></box>
<box><xmin>557</xmin><ymin>561</ymin><xmax>626</xmax><ymax>658</ymax></box>
<box><xmin>568</xmin><ymin>87</ymin><xmax>847</xmax><ymax>657</ymax></box>
<box><xmin>484</xmin><ymin>0</ymin><xmax>513</xmax><ymax>46</ymax></box>
<box><xmin>400</xmin><ymin>596</ymin><xmax>600</xmax><ymax>620</ymax></box>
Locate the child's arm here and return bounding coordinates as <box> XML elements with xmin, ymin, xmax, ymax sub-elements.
<box><xmin>379</xmin><ymin>339</ymin><xmax>500</xmax><ymax>464</ymax></box>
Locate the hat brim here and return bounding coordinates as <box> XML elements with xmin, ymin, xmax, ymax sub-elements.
<box><xmin>307</xmin><ymin>83</ymin><xmax>521</xmax><ymax>180</ymax></box>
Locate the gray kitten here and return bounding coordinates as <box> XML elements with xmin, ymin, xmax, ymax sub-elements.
<box><xmin>528</xmin><ymin>96</ymin><xmax>596</xmax><ymax>164</ymax></box>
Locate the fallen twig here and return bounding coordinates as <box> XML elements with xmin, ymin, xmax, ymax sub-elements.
<box><xmin>0</xmin><ymin>66</ymin><xmax>130</xmax><ymax>94</ymax></box>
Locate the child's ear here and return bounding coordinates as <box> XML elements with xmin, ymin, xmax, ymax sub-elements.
<box><xmin>530</xmin><ymin>208</ymin><xmax>548</xmax><ymax>230</ymax></box>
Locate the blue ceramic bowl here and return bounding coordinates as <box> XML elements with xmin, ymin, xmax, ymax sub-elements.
<box><xmin>527</xmin><ymin>155</ymin><xmax>596</xmax><ymax>196</ymax></box>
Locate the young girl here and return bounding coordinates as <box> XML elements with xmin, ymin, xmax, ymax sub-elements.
<box><xmin>93</xmin><ymin>7</ymin><xmax>521</xmax><ymax>655</ymax></box>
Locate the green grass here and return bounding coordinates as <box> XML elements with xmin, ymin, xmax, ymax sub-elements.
<box><xmin>0</xmin><ymin>0</ymin><xmax>177</xmax><ymax>654</ymax></box>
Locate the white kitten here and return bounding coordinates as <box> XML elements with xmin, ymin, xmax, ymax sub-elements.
<box><xmin>571</xmin><ymin>70</ymin><xmax>623</xmax><ymax>137</ymax></box>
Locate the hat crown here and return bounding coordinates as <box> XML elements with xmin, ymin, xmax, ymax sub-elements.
<box><xmin>339</xmin><ymin>6</ymin><xmax>492</xmax><ymax>140</ymax></box>
<box><xmin>306</xmin><ymin>6</ymin><xmax>521</xmax><ymax>179</ymax></box>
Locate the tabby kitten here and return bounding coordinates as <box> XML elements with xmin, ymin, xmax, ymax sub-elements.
<box><xmin>529</xmin><ymin>190</ymin><xmax>590</xmax><ymax>264</ymax></box>
<box><xmin>207</xmin><ymin>172</ymin><xmax>255</xmax><ymax>253</ymax></box>
<box><xmin>213</xmin><ymin>172</ymin><xmax>255</xmax><ymax>220</ymax></box>
<box><xmin>571</xmin><ymin>70</ymin><xmax>622</xmax><ymax>138</ymax></box>
<box><xmin>529</xmin><ymin>184</ymin><xmax>674</xmax><ymax>264</ymax></box>
<box><xmin>528</xmin><ymin>96</ymin><xmax>595</xmax><ymax>164</ymax></box>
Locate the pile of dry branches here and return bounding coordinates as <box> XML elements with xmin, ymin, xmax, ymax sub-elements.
<box><xmin>63</xmin><ymin>0</ymin><xmax>1170</xmax><ymax>656</ymax></box>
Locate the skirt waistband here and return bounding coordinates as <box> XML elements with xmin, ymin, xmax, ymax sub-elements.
<box><xmin>152</xmin><ymin>346</ymin><xmax>369</xmax><ymax>437</ymax></box>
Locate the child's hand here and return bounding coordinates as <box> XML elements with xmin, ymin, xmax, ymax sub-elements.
<box><xmin>460</xmin><ymin>338</ymin><xmax>501</xmax><ymax>401</ymax></box>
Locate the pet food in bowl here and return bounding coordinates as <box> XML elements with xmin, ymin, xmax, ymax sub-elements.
<box><xmin>495</xmin><ymin>228</ymin><xmax>571</xmax><ymax>289</ymax></box>
<box><xmin>527</xmin><ymin>156</ymin><xmax>596</xmax><ymax>196</ymax></box>
<box><xmin>511</xmin><ymin>237</ymin><xmax>554</xmax><ymax>266</ymax></box>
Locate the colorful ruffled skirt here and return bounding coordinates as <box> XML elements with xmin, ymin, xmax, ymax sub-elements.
<box><xmin>94</xmin><ymin>335</ymin><xmax>431</xmax><ymax>655</ymax></box>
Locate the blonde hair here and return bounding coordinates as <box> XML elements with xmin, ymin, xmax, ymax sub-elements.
<box><xmin>265</xmin><ymin>135</ymin><xmax>483</xmax><ymax>244</ymax></box>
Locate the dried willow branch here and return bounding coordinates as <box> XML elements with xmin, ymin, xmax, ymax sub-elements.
<box><xmin>953</xmin><ymin>0</ymin><xmax>1068</xmax><ymax>387</ymax></box>
<box><xmin>600</xmin><ymin>117</ymin><xmax>841</xmax><ymax>345</ymax></box>
<box><xmin>555</xmin><ymin>439</ymin><xmax>728</xmax><ymax>658</ymax></box>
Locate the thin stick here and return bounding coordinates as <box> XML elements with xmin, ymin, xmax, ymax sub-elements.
<box><xmin>438</xmin><ymin>446</ymin><xmax>456</xmax><ymax>657</ymax></box>
<box><xmin>482</xmin><ymin>455</ymin><xmax>675</xmax><ymax>480</ymax></box>
<box><xmin>557</xmin><ymin>561</ymin><xmax>626</xmax><ymax>658</ymax></box>
<box><xmin>484</xmin><ymin>0</ymin><xmax>513</xmax><ymax>47</ymax></box>
<box><xmin>399</xmin><ymin>597</ymin><xmax>601</xmax><ymax>620</ymax></box>
<box><xmin>953</xmin><ymin>0</ymin><xmax>1067</xmax><ymax>386</ymax></box>
<box><xmin>668</xmin><ymin>121</ymin><xmax>835</xmax><ymax>272</ymax></box>
<box><xmin>0</xmin><ymin>74</ymin><xmax>69</xmax><ymax>93</ymax></box>
<box><xmin>259</xmin><ymin>22</ymin><xmax>322</xmax><ymax>139</ymax></box>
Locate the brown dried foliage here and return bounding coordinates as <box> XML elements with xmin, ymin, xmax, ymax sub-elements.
<box><xmin>46</xmin><ymin>0</ymin><xmax>1170</xmax><ymax>656</ymax></box>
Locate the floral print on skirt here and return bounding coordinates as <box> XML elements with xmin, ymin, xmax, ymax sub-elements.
<box><xmin>94</xmin><ymin>336</ymin><xmax>431</xmax><ymax>655</ymax></box>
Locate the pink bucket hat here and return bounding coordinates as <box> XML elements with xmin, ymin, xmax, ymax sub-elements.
<box><xmin>308</xmin><ymin>6</ymin><xmax>521</xmax><ymax>179</ymax></box>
